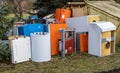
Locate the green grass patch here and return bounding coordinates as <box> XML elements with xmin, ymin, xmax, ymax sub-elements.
<box><xmin>0</xmin><ymin>46</ymin><xmax>120</xmax><ymax>73</ymax></box>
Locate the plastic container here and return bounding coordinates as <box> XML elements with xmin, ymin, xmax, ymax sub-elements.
<box><xmin>18</xmin><ymin>24</ymin><xmax>44</xmax><ymax>36</ymax></box>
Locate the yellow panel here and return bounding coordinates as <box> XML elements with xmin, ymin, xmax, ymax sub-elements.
<box><xmin>88</xmin><ymin>15</ymin><xmax>100</xmax><ymax>23</ymax></box>
<box><xmin>102</xmin><ymin>31</ymin><xmax>111</xmax><ymax>56</ymax></box>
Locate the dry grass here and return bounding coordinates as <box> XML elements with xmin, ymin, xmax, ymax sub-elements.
<box><xmin>0</xmin><ymin>46</ymin><xmax>120</xmax><ymax>73</ymax></box>
<box><xmin>8</xmin><ymin>13</ymin><xmax>30</xmax><ymax>19</ymax></box>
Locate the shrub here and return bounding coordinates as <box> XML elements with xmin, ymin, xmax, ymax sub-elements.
<box><xmin>0</xmin><ymin>41</ymin><xmax>11</xmax><ymax>63</ymax></box>
<box><xmin>0</xmin><ymin>3</ymin><xmax>15</xmax><ymax>40</ymax></box>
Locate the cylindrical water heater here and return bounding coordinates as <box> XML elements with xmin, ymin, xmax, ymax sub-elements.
<box><xmin>30</xmin><ymin>32</ymin><xmax>51</xmax><ymax>62</ymax></box>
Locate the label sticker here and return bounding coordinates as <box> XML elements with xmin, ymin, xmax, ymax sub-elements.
<box><xmin>62</xmin><ymin>15</ymin><xmax>65</xmax><ymax>19</ymax></box>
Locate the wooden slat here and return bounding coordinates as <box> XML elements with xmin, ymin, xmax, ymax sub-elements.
<box><xmin>67</xmin><ymin>2</ymin><xmax>85</xmax><ymax>5</ymax></box>
<box><xmin>88</xmin><ymin>1</ymin><xmax>120</xmax><ymax>18</ymax></box>
<box><xmin>111</xmin><ymin>31</ymin><xmax>115</xmax><ymax>53</ymax></box>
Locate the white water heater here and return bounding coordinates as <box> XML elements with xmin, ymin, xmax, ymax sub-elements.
<box><xmin>31</xmin><ymin>32</ymin><xmax>51</xmax><ymax>62</ymax></box>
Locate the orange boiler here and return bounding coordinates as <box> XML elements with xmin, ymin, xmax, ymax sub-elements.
<box><xmin>50</xmin><ymin>24</ymin><xmax>68</xmax><ymax>55</ymax></box>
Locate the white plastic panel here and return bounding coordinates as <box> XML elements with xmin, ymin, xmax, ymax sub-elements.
<box><xmin>90</xmin><ymin>22</ymin><xmax>116</xmax><ymax>32</ymax></box>
<box><xmin>11</xmin><ymin>37</ymin><xmax>31</xmax><ymax>64</ymax></box>
<box><xmin>88</xmin><ymin>24</ymin><xmax>101</xmax><ymax>56</ymax></box>
<box><xmin>66</xmin><ymin>16</ymin><xmax>89</xmax><ymax>32</ymax></box>
<box><xmin>31</xmin><ymin>32</ymin><xmax>51</xmax><ymax>62</ymax></box>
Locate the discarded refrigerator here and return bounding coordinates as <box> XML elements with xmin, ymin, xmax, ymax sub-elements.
<box><xmin>89</xmin><ymin>21</ymin><xmax>116</xmax><ymax>57</ymax></box>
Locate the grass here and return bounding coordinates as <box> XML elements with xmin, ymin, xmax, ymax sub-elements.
<box><xmin>0</xmin><ymin>46</ymin><xmax>120</xmax><ymax>73</ymax></box>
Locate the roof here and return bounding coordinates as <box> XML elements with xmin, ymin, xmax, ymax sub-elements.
<box><xmin>90</xmin><ymin>21</ymin><xmax>116</xmax><ymax>32</ymax></box>
<box><xmin>88</xmin><ymin>1</ymin><xmax>120</xmax><ymax>18</ymax></box>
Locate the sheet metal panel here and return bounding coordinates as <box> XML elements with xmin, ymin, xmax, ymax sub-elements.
<box><xmin>88</xmin><ymin>24</ymin><xmax>101</xmax><ymax>56</ymax></box>
<box><xmin>11</xmin><ymin>37</ymin><xmax>31</xmax><ymax>64</ymax></box>
<box><xmin>66</xmin><ymin>16</ymin><xmax>88</xmax><ymax>33</ymax></box>
<box><xmin>31</xmin><ymin>32</ymin><xmax>51</xmax><ymax>62</ymax></box>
